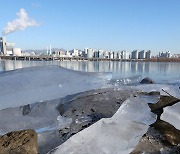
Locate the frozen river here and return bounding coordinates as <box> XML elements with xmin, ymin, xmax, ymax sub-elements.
<box><xmin>0</xmin><ymin>59</ymin><xmax>179</xmax><ymax>154</ymax></box>
<box><xmin>0</xmin><ymin>60</ymin><xmax>180</xmax><ymax>84</ymax></box>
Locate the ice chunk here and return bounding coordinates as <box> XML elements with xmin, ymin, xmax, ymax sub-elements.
<box><xmin>48</xmin><ymin>96</ymin><xmax>157</xmax><ymax>154</ymax></box>
<box><xmin>0</xmin><ymin>98</ymin><xmax>74</xmax><ymax>154</ymax></box>
<box><xmin>38</xmin><ymin>130</ymin><xmax>63</xmax><ymax>154</ymax></box>
<box><xmin>0</xmin><ymin>99</ymin><xmax>71</xmax><ymax>135</ymax></box>
<box><xmin>136</xmin><ymin>92</ymin><xmax>160</xmax><ymax>104</ymax></box>
<box><xmin>110</xmin><ymin>75</ymin><xmax>142</xmax><ymax>86</ymax></box>
<box><xmin>0</xmin><ymin>66</ymin><xmax>111</xmax><ymax>110</ymax></box>
<box><xmin>134</xmin><ymin>84</ymin><xmax>180</xmax><ymax>99</ymax></box>
<box><xmin>161</xmin><ymin>102</ymin><xmax>180</xmax><ymax>130</ymax></box>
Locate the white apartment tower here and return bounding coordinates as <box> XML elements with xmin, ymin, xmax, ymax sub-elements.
<box><xmin>72</xmin><ymin>49</ymin><xmax>79</xmax><ymax>57</ymax></box>
<box><xmin>87</xmin><ymin>48</ymin><xmax>94</xmax><ymax>58</ymax></box>
<box><xmin>121</xmin><ymin>50</ymin><xmax>130</xmax><ymax>59</ymax></box>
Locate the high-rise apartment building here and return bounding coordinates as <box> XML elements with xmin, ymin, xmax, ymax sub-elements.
<box><xmin>72</xmin><ymin>49</ymin><xmax>79</xmax><ymax>57</ymax></box>
<box><xmin>146</xmin><ymin>50</ymin><xmax>151</xmax><ymax>59</ymax></box>
<box><xmin>138</xmin><ymin>50</ymin><xmax>146</xmax><ymax>59</ymax></box>
<box><xmin>87</xmin><ymin>48</ymin><xmax>94</xmax><ymax>58</ymax></box>
<box><xmin>109</xmin><ymin>51</ymin><xmax>114</xmax><ymax>59</ymax></box>
<box><xmin>131</xmin><ymin>50</ymin><xmax>138</xmax><ymax>59</ymax></box>
<box><xmin>121</xmin><ymin>50</ymin><xmax>130</xmax><ymax>59</ymax></box>
<box><xmin>98</xmin><ymin>49</ymin><xmax>104</xmax><ymax>58</ymax></box>
<box><xmin>159</xmin><ymin>51</ymin><xmax>171</xmax><ymax>58</ymax></box>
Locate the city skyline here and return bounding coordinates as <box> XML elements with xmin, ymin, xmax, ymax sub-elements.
<box><xmin>1</xmin><ymin>0</ymin><xmax>180</xmax><ymax>54</ymax></box>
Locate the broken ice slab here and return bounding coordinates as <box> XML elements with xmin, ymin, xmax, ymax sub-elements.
<box><xmin>0</xmin><ymin>66</ymin><xmax>112</xmax><ymax>110</ymax></box>
<box><xmin>133</xmin><ymin>84</ymin><xmax>180</xmax><ymax>99</ymax></box>
<box><xmin>110</xmin><ymin>75</ymin><xmax>142</xmax><ymax>86</ymax></box>
<box><xmin>135</xmin><ymin>91</ymin><xmax>160</xmax><ymax>104</ymax></box>
<box><xmin>161</xmin><ymin>102</ymin><xmax>180</xmax><ymax>130</ymax></box>
<box><xmin>0</xmin><ymin>99</ymin><xmax>71</xmax><ymax>135</ymax></box>
<box><xmin>48</xmin><ymin>96</ymin><xmax>157</xmax><ymax>154</ymax></box>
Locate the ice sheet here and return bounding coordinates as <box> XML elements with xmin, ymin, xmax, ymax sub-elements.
<box><xmin>161</xmin><ymin>102</ymin><xmax>180</xmax><ymax>130</ymax></box>
<box><xmin>48</xmin><ymin>96</ymin><xmax>157</xmax><ymax>154</ymax></box>
<box><xmin>0</xmin><ymin>66</ymin><xmax>111</xmax><ymax>110</ymax></box>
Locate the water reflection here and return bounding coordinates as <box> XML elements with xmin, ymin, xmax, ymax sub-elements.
<box><xmin>0</xmin><ymin>60</ymin><xmax>59</xmax><ymax>72</ymax></box>
<box><xmin>0</xmin><ymin>60</ymin><xmax>180</xmax><ymax>83</ymax></box>
<box><xmin>58</xmin><ymin>61</ymin><xmax>180</xmax><ymax>82</ymax></box>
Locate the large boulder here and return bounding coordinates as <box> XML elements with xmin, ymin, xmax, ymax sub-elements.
<box><xmin>0</xmin><ymin>129</ymin><xmax>38</xmax><ymax>154</ymax></box>
<box><xmin>140</xmin><ymin>77</ymin><xmax>155</xmax><ymax>84</ymax></box>
<box><xmin>56</xmin><ymin>88</ymin><xmax>132</xmax><ymax>142</ymax></box>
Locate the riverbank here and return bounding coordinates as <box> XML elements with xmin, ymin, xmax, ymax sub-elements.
<box><xmin>0</xmin><ymin>85</ymin><xmax>179</xmax><ymax>154</ymax></box>
<box><xmin>0</xmin><ymin>55</ymin><xmax>180</xmax><ymax>62</ymax></box>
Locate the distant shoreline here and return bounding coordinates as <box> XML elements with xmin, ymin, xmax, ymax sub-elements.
<box><xmin>0</xmin><ymin>55</ymin><xmax>180</xmax><ymax>62</ymax></box>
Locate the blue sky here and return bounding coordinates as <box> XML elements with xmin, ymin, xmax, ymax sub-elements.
<box><xmin>0</xmin><ymin>0</ymin><xmax>180</xmax><ymax>54</ymax></box>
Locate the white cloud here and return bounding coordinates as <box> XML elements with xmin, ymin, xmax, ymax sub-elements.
<box><xmin>3</xmin><ymin>8</ymin><xmax>39</xmax><ymax>35</ymax></box>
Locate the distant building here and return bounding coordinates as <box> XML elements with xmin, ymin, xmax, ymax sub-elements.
<box><xmin>117</xmin><ymin>51</ymin><xmax>121</xmax><ymax>59</ymax></box>
<box><xmin>0</xmin><ymin>37</ymin><xmax>15</xmax><ymax>55</ymax></box>
<box><xmin>146</xmin><ymin>50</ymin><xmax>151</xmax><ymax>59</ymax></box>
<box><xmin>109</xmin><ymin>51</ymin><xmax>114</xmax><ymax>59</ymax></box>
<box><xmin>104</xmin><ymin>51</ymin><xmax>109</xmax><ymax>58</ymax></box>
<box><xmin>131</xmin><ymin>50</ymin><xmax>138</xmax><ymax>59</ymax></box>
<box><xmin>113</xmin><ymin>52</ymin><xmax>119</xmax><ymax>59</ymax></box>
<box><xmin>94</xmin><ymin>51</ymin><xmax>99</xmax><ymax>58</ymax></box>
<box><xmin>98</xmin><ymin>49</ymin><xmax>104</xmax><ymax>58</ymax></box>
<box><xmin>121</xmin><ymin>50</ymin><xmax>129</xmax><ymax>59</ymax></box>
<box><xmin>72</xmin><ymin>49</ymin><xmax>79</xmax><ymax>57</ymax></box>
<box><xmin>59</xmin><ymin>50</ymin><xmax>66</xmax><ymax>56</ymax></box>
<box><xmin>0</xmin><ymin>37</ymin><xmax>6</xmax><ymax>54</ymax></box>
<box><xmin>13</xmin><ymin>48</ymin><xmax>22</xmax><ymax>56</ymax></box>
<box><xmin>138</xmin><ymin>50</ymin><xmax>146</xmax><ymax>59</ymax></box>
<box><xmin>84</xmin><ymin>48</ymin><xmax>88</xmax><ymax>54</ymax></box>
<box><xmin>87</xmin><ymin>48</ymin><xmax>94</xmax><ymax>58</ymax></box>
<box><xmin>66</xmin><ymin>50</ymin><xmax>71</xmax><ymax>57</ymax></box>
<box><xmin>77</xmin><ymin>50</ymin><xmax>82</xmax><ymax>57</ymax></box>
<box><xmin>159</xmin><ymin>51</ymin><xmax>171</xmax><ymax>58</ymax></box>
<box><xmin>172</xmin><ymin>54</ymin><xmax>180</xmax><ymax>58</ymax></box>
<box><xmin>52</xmin><ymin>49</ymin><xmax>60</xmax><ymax>56</ymax></box>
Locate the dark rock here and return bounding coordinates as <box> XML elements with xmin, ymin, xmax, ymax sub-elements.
<box><xmin>131</xmin><ymin>127</ymin><xmax>180</xmax><ymax>154</ymax></box>
<box><xmin>149</xmin><ymin>95</ymin><xmax>179</xmax><ymax>116</ymax></box>
<box><xmin>151</xmin><ymin>120</ymin><xmax>180</xmax><ymax>146</ymax></box>
<box><xmin>148</xmin><ymin>95</ymin><xmax>179</xmax><ymax>120</ymax></box>
<box><xmin>21</xmin><ymin>104</ymin><xmax>31</xmax><ymax>115</ymax></box>
<box><xmin>140</xmin><ymin>77</ymin><xmax>155</xmax><ymax>84</ymax></box>
<box><xmin>0</xmin><ymin>129</ymin><xmax>38</xmax><ymax>154</ymax></box>
<box><xmin>56</xmin><ymin>88</ymin><xmax>132</xmax><ymax>142</ymax></box>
